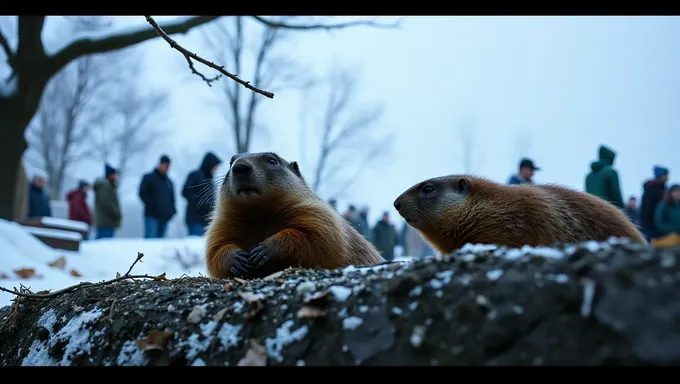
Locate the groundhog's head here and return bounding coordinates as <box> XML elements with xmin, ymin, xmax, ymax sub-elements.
<box><xmin>393</xmin><ymin>175</ymin><xmax>471</xmax><ymax>251</ymax></box>
<box><xmin>221</xmin><ymin>152</ymin><xmax>305</xmax><ymax>202</ymax></box>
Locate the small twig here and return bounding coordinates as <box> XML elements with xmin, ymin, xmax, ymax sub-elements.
<box><xmin>125</xmin><ymin>252</ymin><xmax>144</xmax><ymax>277</ymax></box>
<box><xmin>0</xmin><ymin>274</ymin><xmax>158</xmax><ymax>299</ymax></box>
<box><xmin>0</xmin><ymin>28</ymin><xmax>14</xmax><ymax>68</ymax></box>
<box><xmin>144</xmin><ymin>15</ymin><xmax>274</xmax><ymax>98</ymax></box>
<box><xmin>183</xmin><ymin>54</ymin><xmax>221</xmax><ymax>86</ymax></box>
<box><xmin>250</xmin><ymin>16</ymin><xmax>403</xmax><ymax>31</ymax></box>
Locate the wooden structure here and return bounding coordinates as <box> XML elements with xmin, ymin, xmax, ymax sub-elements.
<box><xmin>15</xmin><ymin>217</ymin><xmax>88</xmax><ymax>252</ymax></box>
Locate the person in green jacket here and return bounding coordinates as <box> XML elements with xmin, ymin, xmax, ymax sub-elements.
<box><xmin>654</xmin><ymin>184</ymin><xmax>680</xmax><ymax>237</ymax></box>
<box><xmin>93</xmin><ymin>164</ymin><xmax>122</xmax><ymax>239</ymax></box>
<box><xmin>585</xmin><ymin>145</ymin><xmax>624</xmax><ymax>209</ymax></box>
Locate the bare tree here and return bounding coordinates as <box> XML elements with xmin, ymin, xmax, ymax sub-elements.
<box><xmin>455</xmin><ymin>114</ymin><xmax>483</xmax><ymax>174</ymax></box>
<box><xmin>89</xmin><ymin>82</ymin><xmax>168</xmax><ymax>187</ymax></box>
<box><xmin>302</xmin><ymin>66</ymin><xmax>393</xmax><ymax>198</ymax></box>
<box><xmin>0</xmin><ymin>15</ymin><xmax>399</xmax><ymax>220</ymax></box>
<box><xmin>202</xmin><ymin>17</ymin><xmax>310</xmax><ymax>154</ymax></box>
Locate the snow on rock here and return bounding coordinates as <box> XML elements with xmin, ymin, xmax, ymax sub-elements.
<box><xmin>265</xmin><ymin>320</ymin><xmax>309</xmax><ymax>363</ymax></box>
<box><xmin>329</xmin><ymin>285</ymin><xmax>352</xmax><ymax>302</ymax></box>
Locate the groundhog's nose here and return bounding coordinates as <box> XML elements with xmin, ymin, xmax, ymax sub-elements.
<box><xmin>232</xmin><ymin>162</ymin><xmax>252</xmax><ymax>176</ymax></box>
<box><xmin>394</xmin><ymin>200</ymin><xmax>401</xmax><ymax>211</ymax></box>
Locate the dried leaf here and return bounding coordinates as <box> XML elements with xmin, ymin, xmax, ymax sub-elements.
<box><xmin>234</xmin><ymin>277</ymin><xmax>246</xmax><ymax>284</ymax></box>
<box><xmin>73</xmin><ymin>305</ymin><xmax>84</xmax><ymax>312</ymax></box>
<box><xmin>13</xmin><ymin>268</ymin><xmax>36</xmax><ymax>279</ymax></box>
<box><xmin>263</xmin><ymin>270</ymin><xmax>286</xmax><ymax>281</ymax></box>
<box><xmin>0</xmin><ymin>273</ymin><xmax>9</xmax><ymax>279</ymax></box>
<box><xmin>275</xmin><ymin>278</ymin><xmax>285</xmax><ymax>284</ymax></box>
<box><xmin>244</xmin><ymin>301</ymin><xmax>263</xmax><ymax>320</ymax></box>
<box><xmin>154</xmin><ymin>273</ymin><xmax>167</xmax><ymax>281</ymax></box>
<box><xmin>212</xmin><ymin>308</ymin><xmax>228</xmax><ymax>322</ymax></box>
<box><xmin>297</xmin><ymin>305</ymin><xmax>327</xmax><ymax>319</ymax></box>
<box><xmin>238</xmin><ymin>340</ymin><xmax>267</xmax><ymax>366</ymax></box>
<box><xmin>187</xmin><ymin>305</ymin><xmax>207</xmax><ymax>324</ymax></box>
<box><xmin>135</xmin><ymin>329</ymin><xmax>173</xmax><ymax>351</ymax></box>
<box><xmin>36</xmin><ymin>290</ymin><xmax>50</xmax><ymax>295</ymax></box>
<box><xmin>69</xmin><ymin>269</ymin><xmax>82</xmax><ymax>277</ymax></box>
<box><xmin>223</xmin><ymin>281</ymin><xmax>237</xmax><ymax>292</ymax></box>
<box><xmin>238</xmin><ymin>291</ymin><xmax>265</xmax><ymax>304</ymax></box>
<box><xmin>48</xmin><ymin>255</ymin><xmax>67</xmax><ymax>269</ymax></box>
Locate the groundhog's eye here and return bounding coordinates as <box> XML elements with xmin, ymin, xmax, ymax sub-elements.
<box><xmin>422</xmin><ymin>185</ymin><xmax>435</xmax><ymax>194</ymax></box>
<box><xmin>268</xmin><ymin>158</ymin><xmax>278</xmax><ymax>166</ymax></box>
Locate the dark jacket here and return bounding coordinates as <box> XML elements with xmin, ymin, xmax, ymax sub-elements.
<box><xmin>508</xmin><ymin>174</ymin><xmax>531</xmax><ymax>185</ymax></box>
<box><xmin>28</xmin><ymin>184</ymin><xmax>51</xmax><ymax>218</ymax></box>
<box><xmin>139</xmin><ymin>169</ymin><xmax>176</xmax><ymax>221</ymax></box>
<box><xmin>640</xmin><ymin>179</ymin><xmax>667</xmax><ymax>237</ymax></box>
<box><xmin>584</xmin><ymin>145</ymin><xmax>624</xmax><ymax>208</ymax></box>
<box><xmin>624</xmin><ymin>207</ymin><xmax>639</xmax><ymax>227</ymax></box>
<box><xmin>372</xmin><ymin>220</ymin><xmax>399</xmax><ymax>258</ymax></box>
<box><xmin>654</xmin><ymin>201</ymin><xmax>680</xmax><ymax>236</ymax></box>
<box><xmin>93</xmin><ymin>177</ymin><xmax>122</xmax><ymax>228</ymax></box>
<box><xmin>66</xmin><ymin>189</ymin><xmax>92</xmax><ymax>225</ymax></box>
<box><xmin>182</xmin><ymin>152</ymin><xmax>222</xmax><ymax>226</ymax></box>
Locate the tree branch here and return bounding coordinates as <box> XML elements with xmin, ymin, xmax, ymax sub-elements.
<box><xmin>49</xmin><ymin>16</ymin><xmax>220</xmax><ymax>83</ymax></box>
<box><xmin>145</xmin><ymin>15</ymin><xmax>274</xmax><ymax>98</ymax></box>
<box><xmin>250</xmin><ymin>16</ymin><xmax>402</xmax><ymax>31</ymax></box>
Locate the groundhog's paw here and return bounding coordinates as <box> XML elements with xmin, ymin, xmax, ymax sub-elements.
<box><xmin>249</xmin><ymin>241</ymin><xmax>278</xmax><ymax>269</ymax></box>
<box><xmin>227</xmin><ymin>250</ymin><xmax>253</xmax><ymax>278</ymax></box>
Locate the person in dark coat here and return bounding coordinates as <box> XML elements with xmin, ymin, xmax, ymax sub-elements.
<box><xmin>640</xmin><ymin>166</ymin><xmax>670</xmax><ymax>241</ymax></box>
<box><xmin>182</xmin><ymin>152</ymin><xmax>222</xmax><ymax>236</ymax></box>
<box><xmin>356</xmin><ymin>206</ymin><xmax>372</xmax><ymax>242</ymax></box>
<box><xmin>507</xmin><ymin>158</ymin><xmax>540</xmax><ymax>185</ymax></box>
<box><xmin>624</xmin><ymin>196</ymin><xmax>640</xmax><ymax>227</ymax></box>
<box><xmin>654</xmin><ymin>184</ymin><xmax>680</xmax><ymax>238</ymax></box>
<box><xmin>28</xmin><ymin>173</ymin><xmax>51</xmax><ymax>218</ymax></box>
<box><xmin>139</xmin><ymin>155</ymin><xmax>176</xmax><ymax>239</ymax></box>
<box><xmin>93</xmin><ymin>164</ymin><xmax>122</xmax><ymax>239</ymax></box>
<box><xmin>372</xmin><ymin>211</ymin><xmax>399</xmax><ymax>261</ymax></box>
<box><xmin>584</xmin><ymin>145</ymin><xmax>624</xmax><ymax>209</ymax></box>
<box><xmin>66</xmin><ymin>180</ymin><xmax>92</xmax><ymax>240</ymax></box>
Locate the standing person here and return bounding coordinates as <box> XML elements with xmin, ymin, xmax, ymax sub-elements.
<box><xmin>507</xmin><ymin>158</ymin><xmax>540</xmax><ymax>185</ymax></box>
<box><xmin>93</xmin><ymin>164</ymin><xmax>122</xmax><ymax>239</ymax></box>
<box><xmin>182</xmin><ymin>152</ymin><xmax>222</xmax><ymax>236</ymax></box>
<box><xmin>66</xmin><ymin>180</ymin><xmax>92</xmax><ymax>240</ymax></box>
<box><xmin>372</xmin><ymin>211</ymin><xmax>399</xmax><ymax>261</ymax></box>
<box><xmin>624</xmin><ymin>196</ymin><xmax>640</xmax><ymax>227</ymax></box>
<box><xmin>652</xmin><ymin>184</ymin><xmax>680</xmax><ymax>248</ymax></box>
<box><xmin>641</xmin><ymin>166</ymin><xmax>670</xmax><ymax>241</ymax></box>
<box><xmin>356</xmin><ymin>206</ymin><xmax>372</xmax><ymax>242</ymax></box>
<box><xmin>342</xmin><ymin>205</ymin><xmax>361</xmax><ymax>232</ymax></box>
<box><xmin>584</xmin><ymin>144</ymin><xmax>624</xmax><ymax>209</ymax></box>
<box><xmin>28</xmin><ymin>172</ymin><xmax>52</xmax><ymax>218</ymax></box>
<box><xmin>139</xmin><ymin>155</ymin><xmax>176</xmax><ymax>239</ymax></box>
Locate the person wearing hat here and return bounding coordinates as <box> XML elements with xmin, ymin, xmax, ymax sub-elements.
<box><xmin>585</xmin><ymin>145</ymin><xmax>624</xmax><ymax>209</ymax></box>
<box><xmin>27</xmin><ymin>170</ymin><xmax>51</xmax><ymax>218</ymax></box>
<box><xmin>372</xmin><ymin>210</ymin><xmax>399</xmax><ymax>261</ymax></box>
<box><xmin>93</xmin><ymin>163</ymin><xmax>122</xmax><ymax>239</ymax></box>
<box><xmin>138</xmin><ymin>154</ymin><xmax>176</xmax><ymax>239</ymax></box>
<box><xmin>507</xmin><ymin>158</ymin><xmax>540</xmax><ymax>185</ymax></box>
<box><xmin>66</xmin><ymin>180</ymin><xmax>92</xmax><ymax>239</ymax></box>
<box><xmin>640</xmin><ymin>165</ymin><xmax>670</xmax><ymax>241</ymax></box>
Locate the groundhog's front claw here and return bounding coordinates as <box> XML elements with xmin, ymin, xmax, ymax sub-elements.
<box><xmin>228</xmin><ymin>250</ymin><xmax>252</xmax><ymax>278</ymax></box>
<box><xmin>249</xmin><ymin>242</ymin><xmax>274</xmax><ymax>269</ymax></box>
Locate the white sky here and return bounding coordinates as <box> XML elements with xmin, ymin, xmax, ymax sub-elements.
<box><xmin>5</xmin><ymin>16</ymin><xmax>680</xmax><ymax>228</ymax></box>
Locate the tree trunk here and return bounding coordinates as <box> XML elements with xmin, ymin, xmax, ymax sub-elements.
<box><xmin>1</xmin><ymin>240</ymin><xmax>678</xmax><ymax>366</ymax></box>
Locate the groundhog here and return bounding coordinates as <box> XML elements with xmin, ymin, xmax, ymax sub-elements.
<box><xmin>205</xmin><ymin>152</ymin><xmax>384</xmax><ymax>279</ymax></box>
<box><xmin>393</xmin><ymin>175</ymin><xmax>647</xmax><ymax>254</ymax></box>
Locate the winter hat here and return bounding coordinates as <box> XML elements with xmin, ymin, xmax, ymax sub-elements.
<box><xmin>654</xmin><ymin>166</ymin><xmax>669</xmax><ymax>179</ymax></box>
<box><xmin>670</xmin><ymin>184</ymin><xmax>680</xmax><ymax>193</ymax></box>
<box><xmin>78</xmin><ymin>180</ymin><xmax>89</xmax><ymax>189</ymax></box>
<box><xmin>160</xmin><ymin>154</ymin><xmax>171</xmax><ymax>164</ymax></box>
<box><xmin>105</xmin><ymin>163</ymin><xmax>117</xmax><ymax>177</ymax></box>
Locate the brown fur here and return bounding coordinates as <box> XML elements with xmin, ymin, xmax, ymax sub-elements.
<box><xmin>393</xmin><ymin>175</ymin><xmax>647</xmax><ymax>254</ymax></box>
<box><xmin>205</xmin><ymin>152</ymin><xmax>384</xmax><ymax>279</ymax></box>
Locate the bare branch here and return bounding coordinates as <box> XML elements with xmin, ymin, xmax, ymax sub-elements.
<box><xmin>145</xmin><ymin>15</ymin><xmax>273</xmax><ymax>98</ymax></box>
<box><xmin>0</xmin><ymin>27</ymin><xmax>13</xmax><ymax>68</ymax></box>
<box><xmin>250</xmin><ymin>16</ymin><xmax>402</xmax><ymax>31</ymax></box>
<box><xmin>49</xmin><ymin>16</ymin><xmax>220</xmax><ymax>82</ymax></box>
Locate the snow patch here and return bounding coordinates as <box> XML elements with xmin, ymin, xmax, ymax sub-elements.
<box><xmin>116</xmin><ymin>339</ymin><xmax>148</xmax><ymax>366</ymax></box>
<box><xmin>329</xmin><ymin>285</ymin><xmax>352</xmax><ymax>302</ymax></box>
<box><xmin>502</xmin><ymin>245</ymin><xmax>565</xmax><ymax>260</ymax></box>
<box><xmin>40</xmin><ymin>217</ymin><xmax>89</xmax><ymax>232</ymax></box>
<box><xmin>265</xmin><ymin>320</ymin><xmax>309</xmax><ymax>363</ymax></box>
<box><xmin>22</xmin><ymin>307</ymin><xmax>104</xmax><ymax>366</ymax></box>
<box><xmin>486</xmin><ymin>269</ymin><xmax>504</xmax><ymax>281</ymax></box>
<box><xmin>217</xmin><ymin>322</ymin><xmax>242</xmax><ymax>350</ymax></box>
<box><xmin>342</xmin><ymin>316</ymin><xmax>364</xmax><ymax>330</ymax></box>
<box><xmin>459</xmin><ymin>243</ymin><xmax>498</xmax><ymax>253</ymax></box>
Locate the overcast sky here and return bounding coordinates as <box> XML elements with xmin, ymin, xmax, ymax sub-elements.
<box><xmin>7</xmin><ymin>16</ymin><xmax>680</xmax><ymax>230</ymax></box>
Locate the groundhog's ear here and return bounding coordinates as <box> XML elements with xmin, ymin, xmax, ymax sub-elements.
<box><xmin>289</xmin><ymin>161</ymin><xmax>302</xmax><ymax>178</ymax></box>
<box><xmin>457</xmin><ymin>177</ymin><xmax>469</xmax><ymax>193</ymax></box>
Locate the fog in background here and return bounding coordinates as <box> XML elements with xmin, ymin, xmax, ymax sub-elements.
<box><xmin>5</xmin><ymin>16</ymin><xmax>678</xmax><ymax>238</ymax></box>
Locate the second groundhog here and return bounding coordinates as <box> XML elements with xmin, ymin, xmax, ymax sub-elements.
<box><xmin>393</xmin><ymin>175</ymin><xmax>647</xmax><ymax>254</ymax></box>
<box><xmin>205</xmin><ymin>152</ymin><xmax>385</xmax><ymax>279</ymax></box>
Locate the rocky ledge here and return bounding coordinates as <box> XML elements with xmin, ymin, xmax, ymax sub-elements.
<box><xmin>1</xmin><ymin>239</ymin><xmax>679</xmax><ymax>366</ymax></box>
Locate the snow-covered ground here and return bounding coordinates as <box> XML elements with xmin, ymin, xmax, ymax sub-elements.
<box><xmin>0</xmin><ymin>219</ymin><xmax>207</xmax><ymax>308</ymax></box>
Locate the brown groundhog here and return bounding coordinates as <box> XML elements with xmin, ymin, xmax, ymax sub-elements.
<box><xmin>393</xmin><ymin>175</ymin><xmax>647</xmax><ymax>254</ymax></box>
<box><xmin>205</xmin><ymin>152</ymin><xmax>384</xmax><ymax>279</ymax></box>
